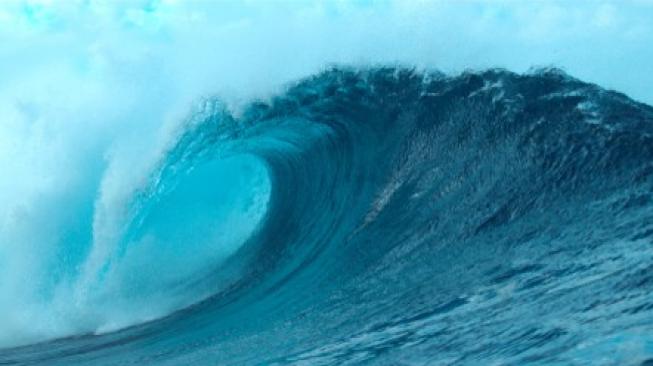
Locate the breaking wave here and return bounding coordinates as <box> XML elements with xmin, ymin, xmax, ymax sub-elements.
<box><xmin>2</xmin><ymin>67</ymin><xmax>653</xmax><ymax>365</ymax></box>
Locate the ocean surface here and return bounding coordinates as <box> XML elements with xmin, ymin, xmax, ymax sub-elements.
<box><xmin>2</xmin><ymin>67</ymin><xmax>653</xmax><ymax>365</ymax></box>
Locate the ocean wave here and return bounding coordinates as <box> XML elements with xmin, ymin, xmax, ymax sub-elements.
<box><xmin>2</xmin><ymin>67</ymin><xmax>653</xmax><ymax>365</ymax></box>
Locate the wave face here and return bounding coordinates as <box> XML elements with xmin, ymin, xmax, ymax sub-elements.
<box><xmin>2</xmin><ymin>67</ymin><xmax>653</xmax><ymax>365</ymax></box>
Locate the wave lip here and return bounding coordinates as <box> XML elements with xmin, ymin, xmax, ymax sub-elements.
<box><xmin>2</xmin><ymin>67</ymin><xmax>653</xmax><ymax>365</ymax></box>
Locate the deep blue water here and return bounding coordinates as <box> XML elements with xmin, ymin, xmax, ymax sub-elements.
<box><xmin>2</xmin><ymin>67</ymin><xmax>653</xmax><ymax>365</ymax></box>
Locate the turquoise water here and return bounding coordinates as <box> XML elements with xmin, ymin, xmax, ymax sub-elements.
<box><xmin>1</xmin><ymin>68</ymin><xmax>653</xmax><ymax>365</ymax></box>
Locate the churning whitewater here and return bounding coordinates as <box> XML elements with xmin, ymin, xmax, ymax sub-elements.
<box><xmin>2</xmin><ymin>67</ymin><xmax>653</xmax><ymax>365</ymax></box>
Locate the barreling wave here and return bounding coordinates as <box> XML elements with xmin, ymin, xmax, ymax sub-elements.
<box><xmin>2</xmin><ymin>67</ymin><xmax>653</xmax><ymax>365</ymax></box>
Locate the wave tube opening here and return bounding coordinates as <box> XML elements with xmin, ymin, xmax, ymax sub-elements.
<box><xmin>0</xmin><ymin>152</ymin><xmax>271</xmax><ymax>348</ymax></box>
